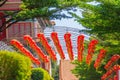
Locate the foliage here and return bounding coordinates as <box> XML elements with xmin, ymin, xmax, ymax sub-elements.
<box><xmin>0</xmin><ymin>50</ymin><xmax>32</xmax><ymax>80</ymax></box>
<box><xmin>70</xmin><ymin>0</ymin><xmax>120</xmax><ymax>55</ymax></box>
<box><xmin>72</xmin><ymin>39</ymin><xmax>119</xmax><ymax>80</ymax></box>
<box><xmin>0</xmin><ymin>0</ymin><xmax>79</xmax><ymax>32</ymax></box>
<box><xmin>51</xmin><ymin>61</ymin><xmax>59</xmax><ymax>80</ymax></box>
<box><xmin>72</xmin><ymin>59</ymin><xmax>105</xmax><ymax>80</ymax></box>
<box><xmin>31</xmin><ymin>68</ymin><xmax>53</xmax><ymax>80</ymax></box>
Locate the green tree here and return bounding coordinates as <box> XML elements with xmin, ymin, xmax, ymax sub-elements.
<box><xmin>71</xmin><ymin>1</ymin><xmax>120</xmax><ymax>79</ymax></box>
<box><xmin>71</xmin><ymin>0</ymin><xmax>120</xmax><ymax>55</ymax></box>
<box><xmin>0</xmin><ymin>50</ymin><xmax>32</xmax><ymax>80</ymax></box>
<box><xmin>51</xmin><ymin>61</ymin><xmax>59</xmax><ymax>80</ymax></box>
<box><xmin>31</xmin><ymin>68</ymin><xmax>53</xmax><ymax>80</ymax></box>
<box><xmin>0</xmin><ymin>0</ymin><xmax>79</xmax><ymax>32</ymax></box>
<box><xmin>72</xmin><ymin>59</ymin><xmax>105</xmax><ymax>80</ymax></box>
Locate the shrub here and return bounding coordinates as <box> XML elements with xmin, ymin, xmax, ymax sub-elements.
<box><xmin>31</xmin><ymin>68</ymin><xmax>54</xmax><ymax>80</ymax></box>
<box><xmin>0</xmin><ymin>50</ymin><xmax>32</xmax><ymax>80</ymax></box>
<box><xmin>72</xmin><ymin>59</ymin><xmax>105</xmax><ymax>80</ymax></box>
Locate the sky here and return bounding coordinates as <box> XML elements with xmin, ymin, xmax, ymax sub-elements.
<box><xmin>53</xmin><ymin>9</ymin><xmax>85</xmax><ymax>30</ymax></box>
<box><xmin>54</xmin><ymin>18</ymin><xmax>85</xmax><ymax>29</ymax></box>
<box><xmin>53</xmin><ymin>1</ymin><xmax>98</xmax><ymax>29</ymax></box>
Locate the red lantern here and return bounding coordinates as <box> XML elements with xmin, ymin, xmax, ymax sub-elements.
<box><xmin>10</xmin><ymin>39</ymin><xmax>41</xmax><ymax>65</ymax></box>
<box><xmin>104</xmin><ymin>61</ymin><xmax>112</xmax><ymax>70</ymax></box>
<box><xmin>111</xmin><ymin>54</ymin><xmax>120</xmax><ymax>62</ymax></box>
<box><xmin>24</xmin><ymin>35</ymin><xmax>49</xmax><ymax>63</ymax></box>
<box><xmin>86</xmin><ymin>40</ymin><xmax>98</xmax><ymax>65</ymax></box>
<box><xmin>51</xmin><ymin>32</ymin><xmax>65</xmax><ymax>59</ymax></box>
<box><xmin>104</xmin><ymin>54</ymin><xmax>120</xmax><ymax>70</ymax></box>
<box><xmin>94</xmin><ymin>49</ymin><xmax>106</xmax><ymax>69</ymax></box>
<box><xmin>77</xmin><ymin>35</ymin><xmax>84</xmax><ymax>62</ymax></box>
<box><xmin>64</xmin><ymin>32</ymin><xmax>74</xmax><ymax>60</ymax></box>
<box><xmin>37</xmin><ymin>33</ymin><xmax>57</xmax><ymax>61</ymax></box>
<box><xmin>101</xmin><ymin>69</ymin><xmax>113</xmax><ymax>80</ymax></box>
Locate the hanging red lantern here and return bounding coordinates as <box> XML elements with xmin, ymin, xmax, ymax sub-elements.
<box><xmin>64</xmin><ymin>32</ymin><xmax>74</xmax><ymax>60</ymax></box>
<box><xmin>24</xmin><ymin>35</ymin><xmax>49</xmax><ymax>63</ymax></box>
<box><xmin>37</xmin><ymin>33</ymin><xmax>57</xmax><ymax>61</ymax></box>
<box><xmin>104</xmin><ymin>61</ymin><xmax>112</xmax><ymax>70</ymax></box>
<box><xmin>86</xmin><ymin>40</ymin><xmax>98</xmax><ymax>65</ymax></box>
<box><xmin>77</xmin><ymin>35</ymin><xmax>84</xmax><ymax>62</ymax></box>
<box><xmin>101</xmin><ymin>69</ymin><xmax>113</xmax><ymax>80</ymax></box>
<box><xmin>104</xmin><ymin>54</ymin><xmax>120</xmax><ymax>70</ymax></box>
<box><xmin>10</xmin><ymin>39</ymin><xmax>40</xmax><ymax>65</ymax></box>
<box><xmin>111</xmin><ymin>54</ymin><xmax>120</xmax><ymax>62</ymax></box>
<box><xmin>94</xmin><ymin>49</ymin><xmax>106</xmax><ymax>69</ymax></box>
<box><xmin>51</xmin><ymin>32</ymin><xmax>65</xmax><ymax>59</ymax></box>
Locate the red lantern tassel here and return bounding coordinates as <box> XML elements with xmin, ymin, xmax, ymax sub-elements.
<box><xmin>77</xmin><ymin>35</ymin><xmax>84</xmax><ymax>62</ymax></box>
<box><xmin>51</xmin><ymin>32</ymin><xmax>65</xmax><ymax>59</ymax></box>
<box><xmin>24</xmin><ymin>35</ymin><xmax>49</xmax><ymax>63</ymax></box>
<box><xmin>64</xmin><ymin>32</ymin><xmax>74</xmax><ymax>60</ymax></box>
<box><xmin>10</xmin><ymin>39</ymin><xmax>40</xmax><ymax>65</ymax></box>
<box><xmin>37</xmin><ymin>33</ymin><xmax>57</xmax><ymax>61</ymax></box>
<box><xmin>94</xmin><ymin>49</ymin><xmax>106</xmax><ymax>69</ymax></box>
<box><xmin>86</xmin><ymin>40</ymin><xmax>98</xmax><ymax>65</ymax></box>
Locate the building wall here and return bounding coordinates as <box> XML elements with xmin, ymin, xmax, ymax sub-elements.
<box><xmin>0</xmin><ymin>12</ymin><xmax>6</xmax><ymax>40</ymax></box>
<box><xmin>6</xmin><ymin>22</ymin><xmax>33</xmax><ymax>41</ymax></box>
<box><xmin>0</xmin><ymin>0</ymin><xmax>52</xmax><ymax>75</ymax></box>
<box><xmin>0</xmin><ymin>0</ymin><xmax>21</xmax><ymax>11</ymax></box>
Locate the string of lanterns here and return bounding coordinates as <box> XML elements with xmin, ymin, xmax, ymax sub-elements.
<box><xmin>9</xmin><ymin>31</ymin><xmax>120</xmax><ymax>80</ymax></box>
<box><xmin>24</xmin><ymin>35</ymin><xmax>49</xmax><ymax>63</ymax></box>
<box><xmin>37</xmin><ymin>33</ymin><xmax>57</xmax><ymax>61</ymax></box>
<box><xmin>102</xmin><ymin>54</ymin><xmax>120</xmax><ymax>80</ymax></box>
<box><xmin>10</xmin><ymin>32</ymin><xmax>119</xmax><ymax>79</ymax></box>
<box><xmin>51</xmin><ymin>32</ymin><xmax>65</xmax><ymax>59</ymax></box>
<box><xmin>101</xmin><ymin>64</ymin><xmax>120</xmax><ymax>80</ymax></box>
<box><xmin>10</xmin><ymin>33</ymin><xmax>105</xmax><ymax>67</ymax></box>
<box><xmin>10</xmin><ymin>39</ymin><xmax>40</xmax><ymax>65</ymax></box>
